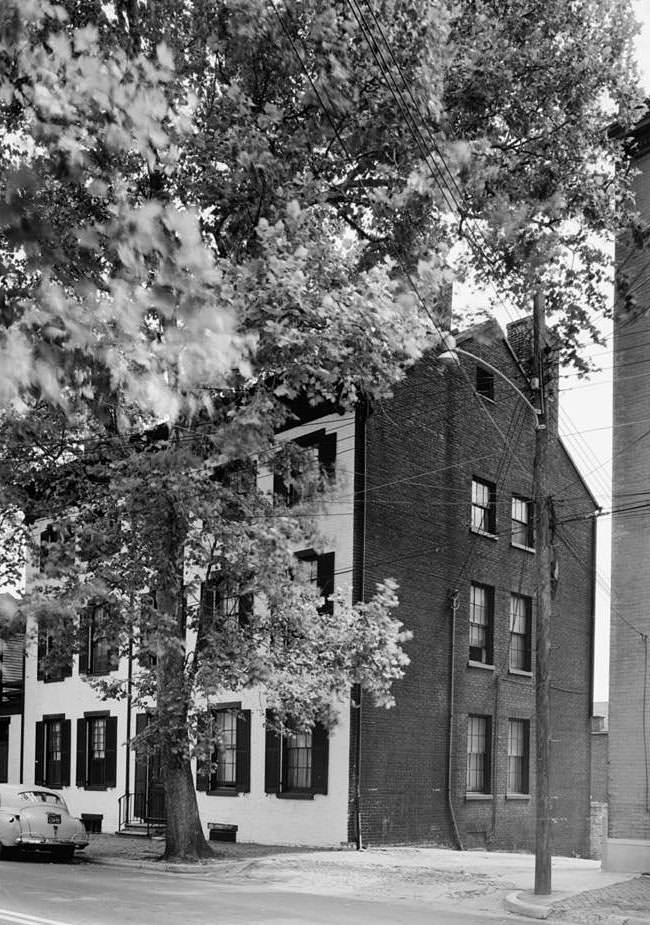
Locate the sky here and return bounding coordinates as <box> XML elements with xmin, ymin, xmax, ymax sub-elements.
<box><xmin>561</xmin><ymin>0</ymin><xmax>650</xmax><ymax>703</ymax></box>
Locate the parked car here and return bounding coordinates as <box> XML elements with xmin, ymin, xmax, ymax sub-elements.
<box><xmin>0</xmin><ymin>786</ymin><xmax>89</xmax><ymax>859</ymax></box>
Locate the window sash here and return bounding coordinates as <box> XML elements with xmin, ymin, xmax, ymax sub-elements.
<box><xmin>469</xmin><ymin>584</ymin><xmax>492</xmax><ymax>663</ymax></box>
<box><xmin>509</xmin><ymin>595</ymin><xmax>531</xmax><ymax>671</ymax></box>
<box><xmin>211</xmin><ymin>710</ymin><xmax>237</xmax><ymax>788</ymax></box>
<box><xmin>507</xmin><ymin>719</ymin><xmax>529</xmax><ymax>793</ymax></box>
<box><xmin>512</xmin><ymin>498</ymin><xmax>534</xmax><ymax>547</ymax></box>
<box><xmin>471</xmin><ymin>480</ymin><xmax>495</xmax><ymax>533</ymax></box>
<box><xmin>466</xmin><ymin>716</ymin><xmax>490</xmax><ymax>793</ymax></box>
<box><xmin>285</xmin><ymin>731</ymin><xmax>312</xmax><ymax>791</ymax></box>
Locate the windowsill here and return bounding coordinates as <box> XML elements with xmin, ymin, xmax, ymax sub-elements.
<box><xmin>509</xmin><ymin>668</ymin><xmax>533</xmax><ymax>678</ymax></box>
<box><xmin>476</xmin><ymin>393</ymin><xmax>495</xmax><ymax>404</ymax></box>
<box><xmin>511</xmin><ymin>542</ymin><xmax>535</xmax><ymax>554</ymax></box>
<box><xmin>465</xmin><ymin>793</ymin><xmax>493</xmax><ymax>801</ymax></box>
<box><xmin>506</xmin><ymin>793</ymin><xmax>531</xmax><ymax>801</ymax></box>
<box><xmin>467</xmin><ymin>660</ymin><xmax>495</xmax><ymax>672</ymax></box>
<box><xmin>469</xmin><ymin>527</ymin><xmax>498</xmax><ymax>541</ymax></box>
<box><xmin>84</xmin><ymin>786</ymin><xmax>110</xmax><ymax>792</ymax></box>
<box><xmin>41</xmin><ymin>783</ymin><xmax>63</xmax><ymax>790</ymax></box>
<box><xmin>275</xmin><ymin>792</ymin><xmax>315</xmax><ymax>801</ymax></box>
<box><xmin>206</xmin><ymin>788</ymin><xmax>240</xmax><ymax>798</ymax></box>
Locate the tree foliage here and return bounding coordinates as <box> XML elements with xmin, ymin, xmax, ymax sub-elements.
<box><xmin>0</xmin><ymin>0</ymin><xmax>642</xmax><ymax>860</ymax></box>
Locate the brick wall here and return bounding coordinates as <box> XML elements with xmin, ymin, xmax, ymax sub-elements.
<box><xmin>356</xmin><ymin>322</ymin><xmax>595</xmax><ymax>856</ymax></box>
<box><xmin>609</xmin><ymin>143</ymin><xmax>650</xmax><ymax>845</ymax></box>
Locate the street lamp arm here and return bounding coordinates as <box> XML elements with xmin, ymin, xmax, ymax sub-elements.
<box><xmin>438</xmin><ymin>346</ymin><xmax>543</xmax><ymax>430</ymax></box>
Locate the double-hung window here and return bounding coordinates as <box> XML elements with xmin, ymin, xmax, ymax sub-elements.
<box><xmin>76</xmin><ymin>714</ymin><xmax>118</xmax><ymax>789</ymax></box>
<box><xmin>509</xmin><ymin>593</ymin><xmax>532</xmax><ymax>673</ymax></box>
<box><xmin>511</xmin><ymin>497</ymin><xmax>534</xmax><ymax>549</ymax></box>
<box><xmin>476</xmin><ymin>366</ymin><xmax>495</xmax><ymax>401</ymax></box>
<box><xmin>265</xmin><ymin>712</ymin><xmax>329</xmax><ymax>797</ymax></box>
<box><xmin>273</xmin><ymin>429</ymin><xmax>337</xmax><ymax>507</ymax></box>
<box><xmin>469</xmin><ymin>583</ymin><xmax>494</xmax><ymax>665</ymax></box>
<box><xmin>471</xmin><ymin>478</ymin><xmax>496</xmax><ymax>534</ymax></box>
<box><xmin>195</xmin><ymin>707</ymin><xmax>251</xmax><ymax>795</ymax></box>
<box><xmin>466</xmin><ymin>715</ymin><xmax>491</xmax><ymax>794</ymax></box>
<box><xmin>79</xmin><ymin>605</ymin><xmax>119</xmax><ymax>676</ymax></box>
<box><xmin>507</xmin><ymin>719</ymin><xmax>530</xmax><ymax>794</ymax></box>
<box><xmin>37</xmin><ymin>618</ymin><xmax>73</xmax><ymax>683</ymax></box>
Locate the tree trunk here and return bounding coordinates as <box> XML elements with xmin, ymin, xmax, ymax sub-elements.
<box><xmin>157</xmin><ymin>643</ymin><xmax>213</xmax><ymax>862</ymax></box>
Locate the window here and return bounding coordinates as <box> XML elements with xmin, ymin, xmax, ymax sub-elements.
<box><xmin>295</xmin><ymin>550</ymin><xmax>335</xmax><ymax>615</ymax></box>
<box><xmin>76</xmin><ymin>715</ymin><xmax>118</xmax><ymax>790</ymax></box>
<box><xmin>196</xmin><ymin>708</ymin><xmax>251</xmax><ymax>795</ymax></box>
<box><xmin>200</xmin><ymin>578</ymin><xmax>253</xmax><ymax>631</ymax></box>
<box><xmin>79</xmin><ymin>606</ymin><xmax>119</xmax><ymax>676</ymax></box>
<box><xmin>274</xmin><ymin>429</ymin><xmax>337</xmax><ymax>507</ymax></box>
<box><xmin>476</xmin><ymin>366</ymin><xmax>495</xmax><ymax>400</ymax></box>
<box><xmin>507</xmin><ymin>719</ymin><xmax>530</xmax><ymax>794</ymax></box>
<box><xmin>466</xmin><ymin>715</ymin><xmax>491</xmax><ymax>794</ymax></box>
<box><xmin>34</xmin><ymin>717</ymin><xmax>71</xmax><ymax>788</ymax></box>
<box><xmin>511</xmin><ymin>497</ymin><xmax>534</xmax><ymax>549</ymax></box>
<box><xmin>469</xmin><ymin>583</ymin><xmax>494</xmax><ymax>665</ymax></box>
<box><xmin>37</xmin><ymin>618</ymin><xmax>73</xmax><ymax>683</ymax></box>
<box><xmin>471</xmin><ymin>478</ymin><xmax>496</xmax><ymax>534</ymax></box>
<box><xmin>264</xmin><ymin>712</ymin><xmax>329</xmax><ymax>797</ymax></box>
<box><xmin>39</xmin><ymin>525</ymin><xmax>74</xmax><ymax>576</ymax></box>
<box><xmin>509</xmin><ymin>594</ymin><xmax>532</xmax><ymax>672</ymax></box>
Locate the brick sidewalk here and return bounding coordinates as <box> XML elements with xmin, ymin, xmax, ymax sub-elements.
<box><xmin>551</xmin><ymin>876</ymin><xmax>650</xmax><ymax>924</ymax></box>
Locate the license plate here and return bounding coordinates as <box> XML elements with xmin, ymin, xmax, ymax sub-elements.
<box><xmin>48</xmin><ymin>813</ymin><xmax>61</xmax><ymax>825</ymax></box>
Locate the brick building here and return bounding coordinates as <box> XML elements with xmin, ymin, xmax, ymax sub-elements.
<box><xmin>10</xmin><ymin>318</ymin><xmax>597</xmax><ymax>854</ymax></box>
<box><xmin>607</xmin><ymin>110</ymin><xmax>650</xmax><ymax>872</ymax></box>
<box><xmin>352</xmin><ymin>318</ymin><xmax>597</xmax><ymax>856</ymax></box>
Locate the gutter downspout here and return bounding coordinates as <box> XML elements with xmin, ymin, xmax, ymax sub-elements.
<box><xmin>19</xmin><ymin>638</ymin><xmax>26</xmax><ymax>784</ymax></box>
<box><xmin>353</xmin><ymin>402</ymin><xmax>368</xmax><ymax>850</ymax></box>
<box><xmin>447</xmin><ymin>589</ymin><xmax>464</xmax><ymax>850</ymax></box>
<box><xmin>124</xmin><ymin>622</ymin><xmax>134</xmax><ymax>825</ymax></box>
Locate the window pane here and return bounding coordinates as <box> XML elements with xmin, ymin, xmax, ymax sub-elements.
<box><xmin>466</xmin><ymin>716</ymin><xmax>490</xmax><ymax>793</ymax></box>
<box><xmin>213</xmin><ymin>710</ymin><xmax>237</xmax><ymax>786</ymax></box>
<box><xmin>286</xmin><ymin>731</ymin><xmax>312</xmax><ymax>790</ymax></box>
<box><xmin>507</xmin><ymin>719</ymin><xmax>528</xmax><ymax>793</ymax></box>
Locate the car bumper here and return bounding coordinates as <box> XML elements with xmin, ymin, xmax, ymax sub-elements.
<box><xmin>16</xmin><ymin>836</ymin><xmax>89</xmax><ymax>850</ymax></box>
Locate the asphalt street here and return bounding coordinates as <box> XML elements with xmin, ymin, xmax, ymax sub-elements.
<box><xmin>0</xmin><ymin>855</ymin><xmax>532</xmax><ymax>925</ymax></box>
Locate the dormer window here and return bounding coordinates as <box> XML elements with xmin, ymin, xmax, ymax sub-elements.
<box><xmin>476</xmin><ymin>366</ymin><xmax>495</xmax><ymax>401</ymax></box>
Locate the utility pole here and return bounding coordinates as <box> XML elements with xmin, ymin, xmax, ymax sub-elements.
<box><xmin>533</xmin><ymin>290</ymin><xmax>553</xmax><ymax>895</ymax></box>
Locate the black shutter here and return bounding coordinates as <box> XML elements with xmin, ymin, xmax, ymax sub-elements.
<box><xmin>195</xmin><ymin>712</ymin><xmax>210</xmax><ymax>793</ymax></box>
<box><xmin>485</xmin><ymin>717</ymin><xmax>493</xmax><ymax>793</ymax></box>
<box><xmin>134</xmin><ymin>713</ymin><xmax>148</xmax><ymax>808</ymax></box>
<box><xmin>37</xmin><ymin>622</ymin><xmax>46</xmax><ymax>681</ymax></box>
<box><xmin>76</xmin><ymin>718</ymin><xmax>87</xmax><ymax>788</ymax></box>
<box><xmin>105</xmin><ymin>716</ymin><xmax>118</xmax><ymax>788</ymax></box>
<box><xmin>238</xmin><ymin>593</ymin><xmax>253</xmax><ymax>627</ymax></box>
<box><xmin>311</xmin><ymin>722</ymin><xmax>329</xmax><ymax>795</ymax></box>
<box><xmin>235</xmin><ymin>710</ymin><xmax>251</xmax><ymax>793</ymax></box>
<box><xmin>34</xmin><ymin>721</ymin><xmax>44</xmax><ymax>785</ymax></box>
<box><xmin>78</xmin><ymin>614</ymin><xmax>89</xmax><ymax>675</ymax></box>
<box><xmin>264</xmin><ymin>710</ymin><xmax>281</xmax><ymax>793</ymax></box>
<box><xmin>61</xmin><ymin>719</ymin><xmax>71</xmax><ymax>787</ymax></box>
<box><xmin>318</xmin><ymin>432</ymin><xmax>337</xmax><ymax>478</ymax></box>
<box><xmin>317</xmin><ymin>553</ymin><xmax>335</xmax><ymax>615</ymax></box>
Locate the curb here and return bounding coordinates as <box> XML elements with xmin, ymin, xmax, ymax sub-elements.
<box><xmin>505</xmin><ymin>891</ymin><xmax>554</xmax><ymax>919</ymax></box>
<box><xmin>84</xmin><ymin>855</ymin><xmax>258</xmax><ymax>877</ymax></box>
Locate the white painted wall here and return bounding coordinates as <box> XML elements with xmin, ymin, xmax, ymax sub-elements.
<box><xmin>19</xmin><ymin>412</ymin><xmax>357</xmax><ymax>844</ymax></box>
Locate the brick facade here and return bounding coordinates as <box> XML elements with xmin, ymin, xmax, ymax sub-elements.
<box><xmin>607</xmin><ymin>115</ymin><xmax>650</xmax><ymax>871</ymax></box>
<box><xmin>354</xmin><ymin>321</ymin><xmax>596</xmax><ymax>856</ymax></box>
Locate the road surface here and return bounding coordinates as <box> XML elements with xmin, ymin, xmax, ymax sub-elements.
<box><xmin>0</xmin><ymin>854</ymin><xmax>530</xmax><ymax>925</ymax></box>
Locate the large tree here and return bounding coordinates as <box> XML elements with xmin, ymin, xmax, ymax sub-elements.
<box><xmin>0</xmin><ymin>0</ymin><xmax>642</xmax><ymax>859</ymax></box>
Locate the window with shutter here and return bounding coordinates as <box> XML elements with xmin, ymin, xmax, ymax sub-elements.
<box><xmin>264</xmin><ymin>712</ymin><xmax>329</xmax><ymax>798</ymax></box>
<box><xmin>295</xmin><ymin>550</ymin><xmax>336</xmax><ymax>616</ymax></box>
<box><xmin>274</xmin><ymin>429</ymin><xmax>337</xmax><ymax>507</ymax></box>
<box><xmin>38</xmin><ymin>716</ymin><xmax>70</xmax><ymax>788</ymax></box>
<box><xmin>37</xmin><ymin>618</ymin><xmax>73</xmax><ymax>683</ymax></box>
<box><xmin>79</xmin><ymin>606</ymin><xmax>119</xmax><ymax>677</ymax></box>
<box><xmin>75</xmin><ymin>714</ymin><xmax>117</xmax><ymax>790</ymax></box>
<box><xmin>196</xmin><ymin>708</ymin><xmax>251</xmax><ymax>795</ymax></box>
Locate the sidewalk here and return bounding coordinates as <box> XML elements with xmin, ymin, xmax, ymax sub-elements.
<box><xmin>83</xmin><ymin>836</ymin><xmax>650</xmax><ymax>924</ymax></box>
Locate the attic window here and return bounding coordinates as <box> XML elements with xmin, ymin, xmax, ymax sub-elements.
<box><xmin>476</xmin><ymin>366</ymin><xmax>494</xmax><ymax>401</ymax></box>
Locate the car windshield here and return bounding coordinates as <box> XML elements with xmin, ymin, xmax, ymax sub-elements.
<box><xmin>17</xmin><ymin>791</ymin><xmax>66</xmax><ymax>808</ymax></box>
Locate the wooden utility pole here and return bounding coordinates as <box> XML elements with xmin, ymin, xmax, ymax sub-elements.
<box><xmin>533</xmin><ymin>290</ymin><xmax>553</xmax><ymax>895</ymax></box>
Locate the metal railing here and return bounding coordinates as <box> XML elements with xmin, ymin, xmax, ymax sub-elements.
<box><xmin>118</xmin><ymin>791</ymin><xmax>166</xmax><ymax>838</ymax></box>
